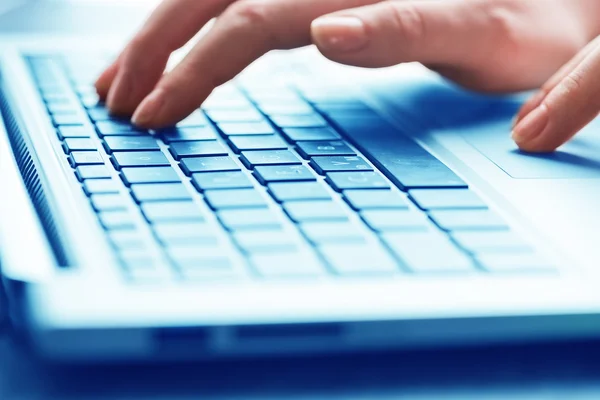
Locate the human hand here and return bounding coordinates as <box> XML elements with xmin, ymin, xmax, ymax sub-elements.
<box><xmin>96</xmin><ymin>0</ymin><xmax>599</xmax><ymax>149</ymax></box>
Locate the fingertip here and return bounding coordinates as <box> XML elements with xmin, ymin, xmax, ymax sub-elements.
<box><xmin>95</xmin><ymin>61</ymin><xmax>119</xmax><ymax>100</ymax></box>
<box><xmin>131</xmin><ymin>88</ymin><xmax>166</xmax><ymax>128</ymax></box>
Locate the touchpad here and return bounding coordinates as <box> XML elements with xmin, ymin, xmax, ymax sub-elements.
<box><xmin>459</xmin><ymin>107</ymin><xmax>600</xmax><ymax>179</ymax></box>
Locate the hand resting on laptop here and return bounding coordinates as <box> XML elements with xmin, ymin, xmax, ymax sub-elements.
<box><xmin>95</xmin><ymin>0</ymin><xmax>600</xmax><ymax>153</ymax></box>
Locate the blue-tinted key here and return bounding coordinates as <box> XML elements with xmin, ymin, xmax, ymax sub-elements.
<box><xmin>192</xmin><ymin>171</ymin><xmax>253</xmax><ymax>191</ymax></box>
<box><xmin>228</xmin><ymin>135</ymin><xmax>288</xmax><ymax>153</ymax></box>
<box><xmin>81</xmin><ymin>94</ymin><xmax>101</xmax><ymax>109</ymax></box>
<box><xmin>282</xmin><ymin>127</ymin><xmax>340</xmax><ymax>142</ymax></box>
<box><xmin>96</xmin><ymin>121</ymin><xmax>147</xmax><ymax>137</ymax></box>
<box><xmin>240</xmin><ymin>150</ymin><xmax>302</xmax><ymax>168</ymax></box>
<box><xmin>234</xmin><ymin>231</ymin><xmax>297</xmax><ymax>253</ymax></box>
<box><xmin>104</xmin><ymin>136</ymin><xmax>159</xmax><ymax>153</ymax></box>
<box><xmin>477</xmin><ymin>253</ymin><xmax>553</xmax><ymax>272</ymax></box>
<box><xmin>63</xmin><ymin>138</ymin><xmax>97</xmax><ymax>153</ymax></box>
<box><xmin>301</xmin><ymin>222</ymin><xmax>367</xmax><ymax>244</ymax></box>
<box><xmin>98</xmin><ymin>210</ymin><xmax>137</xmax><ymax>230</ymax></box>
<box><xmin>361</xmin><ymin>210</ymin><xmax>429</xmax><ymax>232</ymax></box>
<box><xmin>90</xmin><ymin>193</ymin><xmax>128</xmax><ymax>211</ymax></box>
<box><xmin>311</xmin><ymin>156</ymin><xmax>372</xmax><ymax>174</ymax></box>
<box><xmin>160</xmin><ymin>126</ymin><xmax>217</xmax><ymax>143</ymax></box>
<box><xmin>259</xmin><ymin>103</ymin><xmax>314</xmax><ymax>116</ymax></box>
<box><xmin>141</xmin><ymin>201</ymin><xmax>204</xmax><ymax>223</ymax></box>
<box><xmin>52</xmin><ymin>113</ymin><xmax>87</xmax><ymax>126</ymax></box>
<box><xmin>320</xmin><ymin>244</ymin><xmax>399</xmax><ymax>275</ymax></box>
<box><xmin>296</xmin><ymin>141</ymin><xmax>356</xmax><ymax>159</ymax></box>
<box><xmin>131</xmin><ymin>183</ymin><xmax>192</xmax><ymax>202</ymax></box>
<box><xmin>410</xmin><ymin>189</ymin><xmax>487</xmax><ymax>210</ymax></box>
<box><xmin>176</xmin><ymin>111</ymin><xmax>210</xmax><ymax>128</ymax></box>
<box><xmin>268</xmin><ymin>182</ymin><xmax>331</xmax><ymax>202</ymax></box>
<box><xmin>284</xmin><ymin>200</ymin><xmax>348</xmax><ymax>222</ymax></box>
<box><xmin>112</xmin><ymin>151</ymin><xmax>170</xmax><ymax>168</ymax></box>
<box><xmin>250</xmin><ymin>252</ymin><xmax>325</xmax><ymax>278</ymax></box>
<box><xmin>218</xmin><ymin>209</ymin><xmax>282</xmax><ymax>231</ymax></box>
<box><xmin>121</xmin><ymin>166</ymin><xmax>180</xmax><ymax>185</ymax></box>
<box><xmin>218</xmin><ymin>121</ymin><xmax>275</xmax><ymax>136</ymax></box>
<box><xmin>452</xmin><ymin>231</ymin><xmax>531</xmax><ymax>255</ymax></box>
<box><xmin>270</xmin><ymin>114</ymin><xmax>327</xmax><ymax>128</ymax></box>
<box><xmin>107</xmin><ymin>230</ymin><xmax>146</xmax><ymax>251</ymax></box>
<box><xmin>206</xmin><ymin>109</ymin><xmax>264</xmax><ymax>123</ymax></box>
<box><xmin>57</xmin><ymin>126</ymin><xmax>93</xmax><ymax>139</ymax></box>
<box><xmin>153</xmin><ymin>222</ymin><xmax>218</xmax><ymax>246</ymax></box>
<box><xmin>344</xmin><ymin>190</ymin><xmax>409</xmax><ymax>210</ymax></box>
<box><xmin>326</xmin><ymin>172</ymin><xmax>390</xmax><ymax>191</ymax></box>
<box><xmin>68</xmin><ymin>151</ymin><xmax>104</xmax><ymax>167</ymax></box>
<box><xmin>169</xmin><ymin>140</ymin><xmax>227</xmax><ymax>160</ymax></box>
<box><xmin>180</xmin><ymin>156</ymin><xmax>240</xmax><ymax>175</ymax></box>
<box><xmin>429</xmin><ymin>210</ymin><xmax>508</xmax><ymax>231</ymax></box>
<box><xmin>383</xmin><ymin>231</ymin><xmax>474</xmax><ymax>273</ymax></box>
<box><xmin>75</xmin><ymin>165</ymin><xmax>111</xmax><ymax>181</ymax></box>
<box><xmin>254</xmin><ymin>165</ymin><xmax>316</xmax><ymax>184</ymax></box>
<box><xmin>332</xmin><ymin>115</ymin><xmax>467</xmax><ymax>190</ymax></box>
<box><xmin>83</xmin><ymin>179</ymin><xmax>120</xmax><ymax>195</ymax></box>
<box><xmin>204</xmin><ymin>189</ymin><xmax>268</xmax><ymax>209</ymax></box>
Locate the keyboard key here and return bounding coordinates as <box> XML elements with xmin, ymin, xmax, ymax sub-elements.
<box><xmin>234</xmin><ymin>231</ymin><xmax>297</xmax><ymax>253</ymax></box>
<box><xmin>87</xmin><ymin>107</ymin><xmax>115</xmax><ymax>122</ymax></box>
<box><xmin>310</xmin><ymin>156</ymin><xmax>372</xmax><ymax>174</ymax></box>
<box><xmin>326</xmin><ymin>172</ymin><xmax>390</xmax><ymax>191</ymax></box>
<box><xmin>218</xmin><ymin>121</ymin><xmax>275</xmax><ymax>136</ymax></box>
<box><xmin>228</xmin><ymin>135</ymin><xmax>288</xmax><ymax>153</ymax></box>
<box><xmin>91</xmin><ymin>193</ymin><xmax>129</xmax><ymax>211</ymax></box>
<box><xmin>180</xmin><ymin>156</ymin><xmax>240</xmax><ymax>175</ymax></box>
<box><xmin>383</xmin><ymin>231</ymin><xmax>475</xmax><ymax>273</ymax></box>
<box><xmin>268</xmin><ymin>182</ymin><xmax>331</xmax><ymax>202</ymax></box>
<box><xmin>68</xmin><ymin>151</ymin><xmax>104</xmax><ymax>167</ymax></box>
<box><xmin>63</xmin><ymin>138</ymin><xmax>97</xmax><ymax>152</ymax></box>
<box><xmin>452</xmin><ymin>231</ymin><xmax>531</xmax><ymax>254</ymax></box>
<box><xmin>332</xmin><ymin>115</ymin><xmax>467</xmax><ymax>189</ymax></box>
<box><xmin>344</xmin><ymin>190</ymin><xmax>409</xmax><ymax>210</ymax></box>
<box><xmin>57</xmin><ymin>126</ymin><xmax>93</xmax><ymax>139</ymax></box>
<box><xmin>176</xmin><ymin>111</ymin><xmax>210</xmax><ymax>127</ymax></box>
<box><xmin>98</xmin><ymin>210</ymin><xmax>136</xmax><ymax>230</ymax></box>
<box><xmin>192</xmin><ymin>171</ymin><xmax>254</xmax><ymax>191</ymax></box>
<box><xmin>75</xmin><ymin>165</ymin><xmax>111</xmax><ymax>180</ymax></box>
<box><xmin>206</xmin><ymin>109</ymin><xmax>264</xmax><ymax>123</ymax></box>
<box><xmin>52</xmin><ymin>113</ymin><xmax>87</xmax><ymax>126</ymax></box>
<box><xmin>142</xmin><ymin>201</ymin><xmax>204</xmax><ymax>223</ymax></box>
<box><xmin>301</xmin><ymin>222</ymin><xmax>367</xmax><ymax>244</ymax></box>
<box><xmin>169</xmin><ymin>140</ymin><xmax>228</xmax><ymax>160</ymax></box>
<box><xmin>160</xmin><ymin>126</ymin><xmax>217</xmax><ymax>143</ymax></box>
<box><xmin>121</xmin><ymin>166</ymin><xmax>180</xmax><ymax>185</ymax></box>
<box><xmin>47</xmin><ymin>102</ymin><xmax>80</xmax><ymax>115</ymax></box>
<box><xmin>270</xmin><ymin>114</ymin><xmax>327</xmax><ymax>128</ymax></box>
<box><xmin>296</xmin><ymin>140</ymin><xmax>356</xmax><ymax>158</ymax></box>
<box><xmin>259</xmin><ymin>103</ymin><xmax>314</xmax><ymax>116</ymax></box>
<box><xmin>410</xmin><ymin>189</ymin><xmax>487</xmax><ymax>210</ymax></box>
<box><xmin>131</xmin><ymin>183</ymin><xmax>192</xmax><ymax>202</ymax></box>
<box><xmin>167</xmin><ymin>247</ymin><xmax>233</xmax><ymax>270</ymax></box>
<box><xmin>361</xmin><ymin>210</ymin><xmax>429</xmax><ymax>232</ymax></box>
<box><xmin>83</xmin><ymin>179</ymin><xmax>120</xmax><ymax>195</ymax></box>
<box><xmin>254</xmin><ymin>165</ymin><xmax>316</xmax><ymax>184</ymax></box>
<box><xmin>477</xmin><ymin>253</ymin><xmax>553</xmax><ymax>272</ymax></box>
<box><xmin>284</xmin><ymin>200</ymin><xmax>348</xmax><ymax>222</ymax></box>
<box><xmin>107</xmin><ymin>230</ymin><xmax>146</xmax><ymax>251</ymax></box>
<box><xmin>251</xmin><ymin>252</ymin><xmax>325</xmax><ymax>277</ymax></box>
<box><xmin>281</xmin><ymin>127</ymin><xmax>341</xmax><ymax>142</ymax></box>
<box><xmin>205</xmin><ymin>189</ymin><xmax>268</xmax><ymax>209</ymax></box>
<box><xmin>104</xmin><ymin>136</ymin><xmax>160</xmax><ymax>153</ymax></box>
<box><xmin>112</xmin><ymin>151</ymin><xmax>170</xmax><ymax>168</ymax></box>
<box><xmin>240</xmin><ymin>150</ymin><xmax>302</xmax><ymax>168</ymax></box>
<box><xmin>153</xmin><ymin>222</ymin><xmax>218</xmax><ymax>246</ymax></box>
<box><xmin>320</xmin><ymin>244</ymin><xmax>398</xmax><ymax>275</ymax></box>
<box><xmin>218</xmin><ymin>209</ymin><xmax>283</xmax><ymax>231</ymax></box>
<box><xmin>96</xmin><ymin>121</ymin><xmax>147</xmax><ymax>136</ymax></box>
<box><xmin>429</xmin><ymin>210</ymin><xmax>509</xmax><ymax>231</ymax></box>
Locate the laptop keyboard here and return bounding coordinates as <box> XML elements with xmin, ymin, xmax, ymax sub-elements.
<box><xmin>24</xmin><ymin>55</ymin><xmax>555</xmax><ymax>282</ymax></box>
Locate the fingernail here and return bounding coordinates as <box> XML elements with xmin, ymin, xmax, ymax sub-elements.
<box><xmin>311</xmin><ymin>16</ymin><xmax>368</xmax><ymax>52</ymax></box>
<box><xmin>511</xmin><ymin>104</ymin><xmax>549</xmax><ymax>143</ymax></box>
<box><xmin>132</xmin><ymin>89</ymin><xmax>165</xmax><ymax>127</ymax></box>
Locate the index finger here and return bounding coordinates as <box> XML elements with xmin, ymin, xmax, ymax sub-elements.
<box><xmin>131</xmin><ymin>0</ymin><xmax>382</xmax><ymax>128</ymax></box>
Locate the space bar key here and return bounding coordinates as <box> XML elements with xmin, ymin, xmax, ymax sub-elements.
<box><xmin>332</xmin><ymin>115</ymin><xmax>467</xmax><ymax>190</ymax></box>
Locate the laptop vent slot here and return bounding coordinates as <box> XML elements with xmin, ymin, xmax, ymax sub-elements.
<box><xmin>0</xmin><ymin>87</ymin><xmax>70</xmax><ymax>267</ymax></box>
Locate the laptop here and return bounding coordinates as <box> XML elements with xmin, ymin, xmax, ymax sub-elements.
<box><xmin>2</xmin><ymin>0</ymin><xmax>600</xmax><ymax>363</ymax></box>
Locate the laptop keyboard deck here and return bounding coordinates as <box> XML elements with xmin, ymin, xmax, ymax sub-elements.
<box><xmin>24</xmin><ymin>55</ymin><xmax>555</xmax><ymax>282</ymax></box>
